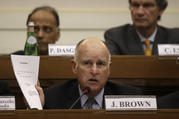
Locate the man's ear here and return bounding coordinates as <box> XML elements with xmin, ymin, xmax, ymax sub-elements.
<box><xmin>71</xmin><ymin>59</ymin><xmax>77</xmax><ymax>74</ymax></box>
<box><xmin>108</xmin><ymin>62</ymin><xmax>112</xmax><ymax>76</ymax></box>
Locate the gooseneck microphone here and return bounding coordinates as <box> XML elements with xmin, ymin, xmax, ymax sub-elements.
<box><xmin>69</xmin><ymin>87</ymin><xmax>91</xmax><ymax>109</ymax></box>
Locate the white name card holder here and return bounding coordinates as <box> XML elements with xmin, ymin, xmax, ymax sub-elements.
<box><xmin>0</xmin><ymin>96</ymin><xmax>15</xmax><ymax>110</ymax></box>
<box><xmin>158</xmin><ymin>44</ymin><xmax>179</xmax><ymax>56</ymax></box>
<box><xmin>48</xmin><ymin>44</ymin><xmax>76</xmax><ymax>56</ymax></box>
<box><xmin>105</xmin><ymin>95</ymin><xmax>157</xmax><ymax>111</ymax></box>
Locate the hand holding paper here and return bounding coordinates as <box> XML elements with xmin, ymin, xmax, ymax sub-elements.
<box><xmin>11</xmin><ymin>55</ymin><xmax>42</xmax><ymax>110</ymax></box>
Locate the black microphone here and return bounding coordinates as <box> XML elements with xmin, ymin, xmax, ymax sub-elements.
<box><xmin>69</xmin><ymin>86</ymin><xmax>91</xmax><ymax>109</ymax></box>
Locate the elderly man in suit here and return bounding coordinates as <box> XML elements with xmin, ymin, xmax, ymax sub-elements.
<box><xmin>36</xmin><ymin>38</ymin><xmax>142</xmax><ymax>109</ymax></box>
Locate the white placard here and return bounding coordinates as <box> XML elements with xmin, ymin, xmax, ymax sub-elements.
<box><xmin>0</xmin><ymin>96</ymin><xmax>15</xmax><ymax>110</ymax></box>
<box><xmin>48</xmin><ymin>44</ymin><xmax>76</xmax><ymax>56</ymax></box>
<box><xmin>105</xmin><ymin>95</ymin><xmax>157</xmax><ymax>111</ymax></box>
<box><xmin>10</xmin><ymin>55</ymin><xmax>42</xmax><ymax>110</ymax></box>
<box><xmin>158</xmin><ymin>44</ymin><xmax>179</xmax><ymax>56</ymax></box>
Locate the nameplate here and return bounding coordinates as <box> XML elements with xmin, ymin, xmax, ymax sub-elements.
<box><xmin>48</xmin><ymin>44</ymin><xmax>76</xmax><ymax>56</ymax></box>
<box><xmin>158</xmin><ymin>44</ymin><xmax>179</xmax><ymax>56</ymax></box>
<box><xmin>0</xmin><ymin>96</ymin><xmax>15</xmax><ymax>110</ymax></box>
<box><xmin>105</xmin><ymin>95</ymin><xmax>157</xmax><ymax>111</ymax></box>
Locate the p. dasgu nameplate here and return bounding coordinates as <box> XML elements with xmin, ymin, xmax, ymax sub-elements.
<box><xmin>48</xmin><ymin>44</ymin><xmax>76</xmax><ymax>56</ymax></box>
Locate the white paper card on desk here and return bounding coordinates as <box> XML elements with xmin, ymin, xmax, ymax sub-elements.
<box><xmin>48</xmin><ymin>44</ymin><xmax>76</xmax><ymax>56</ymax></box>
<box><xmin>158</xmin><ymin>44</ymin><xmax>179</xmax><ymax>56</ymax></box>
<box><xmin>105</xmin><ymin>95</ymin><xmax>157</xmax><ymax>111</ymax></box>
<box><xmin>0</xmin><ymin>96</ymin><xmax>15</xmax><ymax>110</ymax></box>
<box><xmin>10</xmin><ymin>55</ymin><xmax>42</xmax><ymax>110</ymax></box>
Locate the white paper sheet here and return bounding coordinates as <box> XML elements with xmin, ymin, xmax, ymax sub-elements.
<box><xmin>11</xmin><ymin>55</ymin><xmax>42</xmax><ymax>110</ymax></box>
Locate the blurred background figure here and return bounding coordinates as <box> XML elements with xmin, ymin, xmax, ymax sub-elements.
<box><xmin>13</xmin><ymin>6</ymin><xmax>60</xmax><ymax>55</ymax></box>
<box><xmin>104</xmin><ymin>0</ymin><xmax>179</xmax><ymax>55</ymax></box>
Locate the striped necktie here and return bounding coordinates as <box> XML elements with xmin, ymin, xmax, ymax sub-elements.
<box><xmin>85</xmin><ymin>98</ymin><xmax>96</xmax><ymax>109</ymax></box>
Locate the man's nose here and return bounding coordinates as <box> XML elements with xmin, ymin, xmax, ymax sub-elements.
<box><xmin>36</xmin><ymin>29</ymin><xmax>44</xmax><ymax>39</ymax></box>
<box><xmin>90</xmin><ymin>64</ymin><xmax>99</xmax><ymax>75</ymax></box>
<box><xmin>136</xmin><ymin>6</ymin><xmax>145</xmax><ymax>14</ymax></box>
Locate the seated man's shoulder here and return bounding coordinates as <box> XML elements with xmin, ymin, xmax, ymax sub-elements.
<box><xmin>105</xmin><ymin>24</ymin><xmax>133</xmax><ymax>33</ymax></box>
<box><xmin>44</xmin><ymin>79</ymin><xmax>77</xmax><ymax>95</ymax></box>
<box><xmin>159</xmin><ymin>25</ymin><xmax>179</xmax><ymax>36</ymax></box>
<box><xmin>158</xmin><ymin>91</ymin><xmax>179</xmax><ymax>109</ymax></box>
<box><xmin>11</xmin><ymin>50</ymin><xmax>24</xmax><ymax>55</ymax></box>
<box><xmin>43</xmin><ymin>79</ymin><xmax>78</xmax><ymax>109</ymax></box>
<box><xmin>105</xmin><ymin>81</ymin><xmax>142</xmax><ymax>95</ymax></box>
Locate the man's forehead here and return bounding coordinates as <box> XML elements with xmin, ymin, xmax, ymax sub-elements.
<box><xmin>29</xmin><ymin>20</ymin><xmax>56</xmax><ymax>29</ymax></box>
<box><xmin>131</xmin><ymin>0</ymin><xmax>156</xmax><ymax>4</ymax></box>
<box><xmin>79</xmin><ymin>55</ymin><xmax>108</xmax><ymax>62</ymax></box>
<box><xmin>76</xmin><ymin>38</ymin><xmax>110</xmax><ymax>62</ymax></box>
<box><xmin>33</xmin><ymin>21</ymin><xmax>55</xmax><ymax>26</ymax></box>
<box><xmin>30</xmin><ymin>11</ymin><xmax>56</xmax><ymax>26</ymax></box>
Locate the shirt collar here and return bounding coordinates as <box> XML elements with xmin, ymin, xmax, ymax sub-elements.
<box><xmin>137</xmin><ymin>27</ymin><xmax>158</xmax><ymax>43</ymax></box>
<box><xmin>79</xmin><ymin>85</ymin><xmax>104</xmax><ymax>109</ymax></box>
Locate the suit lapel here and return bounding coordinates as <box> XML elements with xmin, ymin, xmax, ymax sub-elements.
<box><xmin>152</xmin><ymin>26</ymin><xmax>167</xmax><ymax>55</ymax></box>
<box><xmin>66</xmin><ymin>80</ymin><xmax>81</xmax><ymax>109</ymax></box>
<box><xmin>102</xmin><ymin>82</ymin><xmax>116</xmax><ymax>109</ymax></box>
<box><xmin>126</xmin><ymin>26</ymin><xmax>144</xmax><ymax>55</ymax></box>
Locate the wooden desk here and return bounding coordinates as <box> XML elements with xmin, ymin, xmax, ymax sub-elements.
<box><xmin>0</xmin><ymin>109</ymin><xmax>179</xmax><ymax>119</ymax></box>
<box><xmin>0</xmin><ymin>55</ymin><xmax>179</xmax><ymax>109</ymax></box>
<box><xmin>1</xmin><ymin>55</ymin><xmax>179</xmax><ymax>79</ymax></box>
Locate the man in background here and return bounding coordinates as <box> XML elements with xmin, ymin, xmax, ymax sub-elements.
<box><xmin>36</xmin><ymin>38</ymin><xmax>142</xmax><ymax>109</ymax></box>
<box><xmin>13</xmin><ymin>6</ymin><xmax>60</xmax><ymax>55</ymax></box>
<box><xmin>104</xmin><ymin>0</ymin><xmax>179</xmax><ymax>55</ymax></box>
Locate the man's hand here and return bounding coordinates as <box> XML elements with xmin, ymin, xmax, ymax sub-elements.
<box><xmin>35</xmin><ymin>81</ymin><xmax>45</xmax><ymax>107</ymax></box>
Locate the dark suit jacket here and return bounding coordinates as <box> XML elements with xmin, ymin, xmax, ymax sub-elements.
<box><xmin>157</xmin><ymin>91</ymin><xmax>179</xmax><ymax>109</ymax></box>
<box><xmin>44</xmin><ymin>79</ymin><xmax>142</xmax><ymax>109</ymax></box>
<box><xmin>104</xmin><ymin>24</ymin><xmax>179</xmax><ymax>55</ymax></box>
<box><xmin>12</xmin><ymin>50</ymin><xmax>48</xmax><ymax>55</ymax></box>
<box><xmin>0</xmin><ymin>81</ymin><xmax>11</xmax><ymax>96</ymax></box>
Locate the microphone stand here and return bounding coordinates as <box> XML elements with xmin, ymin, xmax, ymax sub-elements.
<box><xmin>69</xmin><ymin>87</ymin><xmax>91</xmax><ymax>109</ymax></box>
<box><xmin>69</xmin><ymin>93</ymin><xmax>85</xmax><ymax>109</ymax></box>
